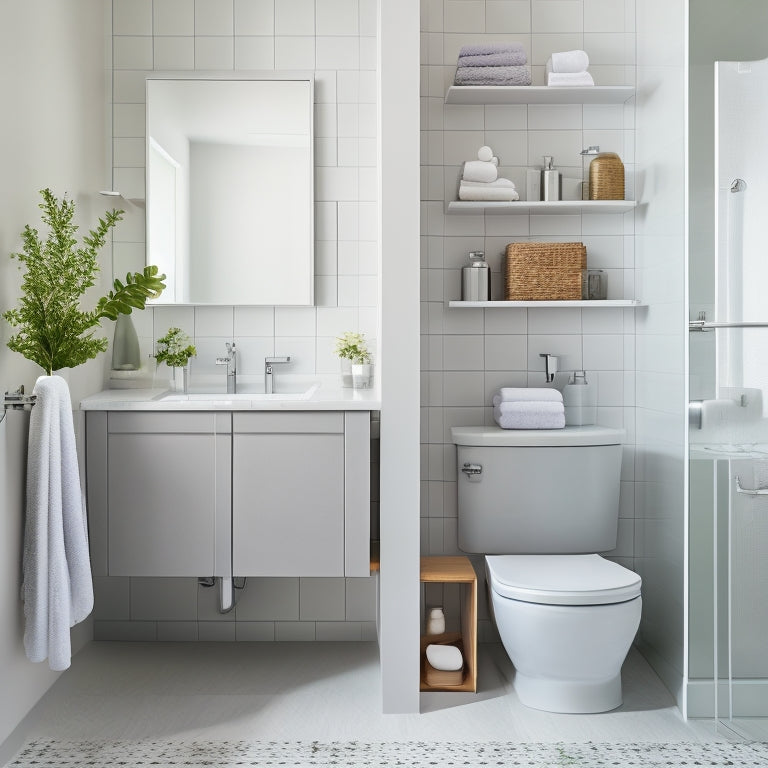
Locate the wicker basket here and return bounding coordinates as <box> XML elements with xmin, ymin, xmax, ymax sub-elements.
<box><xmin>589</xmin><ymin>153</ymin><xmax>625</xmax><ymax>200</ymax></box>
<box><xmin>504</xmin><ymin>242</ymin><xmax>586</xmax><ymax>301</ymax></box>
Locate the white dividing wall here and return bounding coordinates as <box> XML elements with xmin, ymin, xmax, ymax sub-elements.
<box><xmin>419</xmin><ymin>0</ymin><xmax>638</xmax><ymax>642</ymax></box>
<box><xmin>0</xmin><ymin>0</ymin><xmax>108</xmax><ymax>749</ymax></box>
<box><xmin>633</xmin><ymin>0</ymin><xmax>688</xmax><ymax>711</ymax></box>
<box><xmin>100</xmin><ymin>0</ymin><xmax>380</xmax><ymax>642</ymax></box>
<box><xmin>379</xmin><ymin>0</ymin><xmax>422</xmax><ymax>715</ymax></box>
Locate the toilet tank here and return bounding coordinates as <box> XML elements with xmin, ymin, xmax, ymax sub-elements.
<box><xmin>451</xmin><ymin>426</ymin><xmax>623</xmax><ymax>554</ymax></box>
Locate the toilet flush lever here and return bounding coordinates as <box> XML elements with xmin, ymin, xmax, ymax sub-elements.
<box><xmin>462</xmin><ymin>463</ymin><xmax>482</xmax><ymax>477</ymax></box>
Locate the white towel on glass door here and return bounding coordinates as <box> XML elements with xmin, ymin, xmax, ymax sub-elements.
<box><xmin>22</xmin><ymin>375</ymin><xmax>93</xmax><ymax>671</ymax></box>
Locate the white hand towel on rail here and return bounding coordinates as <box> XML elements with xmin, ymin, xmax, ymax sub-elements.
<box><xmin>547</xmin><ymin>50</ymin><xmax>589</xmax><ymax>73</ymax></box>
<box><xmin>462</xmin><ymin>159</ymin><xmax>498</xmax><ymax>183</ymax></box>
<box><xmin>493</xmin><ymin>388</ymin><xmax>563</xmax><ymax>405</ymax></box>
<box><xmin>494</xmin><ymin>401</ymin><xmax>566</xmax><ymax>430</ymax></box>
<box><xmin>23</xmin><ymin>375</ymin><xmax>93</xmax><ymax>671</ymax></box>
<box><xmin>547</xmin><ymin>71</ymin><xmax>595</xmax><ymax>87</ymax></box>
<box><xmin>459</xmin><ymin>182</ymin><xmax>519</xmax><ymax>201</ymax></box>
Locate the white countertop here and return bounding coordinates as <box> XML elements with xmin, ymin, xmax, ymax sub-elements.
<box><xmin>79</xmin><ymin>384</ymin><xmax>381</xmax><ymax>412</ymax></box>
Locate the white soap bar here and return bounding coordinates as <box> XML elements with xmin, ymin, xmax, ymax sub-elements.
<box><xmin>426</xmin><ymin>644</ymin><xmax>463</xmax><ymax>672</ymax></box>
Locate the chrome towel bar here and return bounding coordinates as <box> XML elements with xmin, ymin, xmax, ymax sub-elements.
<box><xmin>0</xmin><ymin>385</ymin><xmax>37</xmax><ymax>425</ymax></box>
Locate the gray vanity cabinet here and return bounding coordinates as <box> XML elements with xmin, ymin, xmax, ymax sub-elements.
<box><xmin>86</xmin><ymin>409</ymin><xmax>370</xmax><ymax>580</ymax></box>
<box><xmin>86</xmin><ymin>411</ymin><xmax>231</xmax><ymax>578</ymax></box>
<box><xmin>232</xmin><ymin>411</ymin><xmax>370</xmax><ymax>577</ymax></box>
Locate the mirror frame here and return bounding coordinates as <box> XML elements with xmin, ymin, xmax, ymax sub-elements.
<box><xmin>144</xmin><ymin>71</ymin><xmax>315</xmax><ymax>306</ymax></box>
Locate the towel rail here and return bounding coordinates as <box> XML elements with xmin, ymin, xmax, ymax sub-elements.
<box><xmin>0</xmin><ymin>385</ymin><xmax>37</xmax><ymax>425</ymax></box>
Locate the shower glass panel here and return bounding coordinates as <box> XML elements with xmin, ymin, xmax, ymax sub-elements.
<box><xmin>689</xmin><ymin>57</ymin><xmax>768</xmax><ymax>724</ymax></box>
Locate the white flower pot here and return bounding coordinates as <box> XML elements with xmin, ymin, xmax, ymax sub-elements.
<box><xmin>351</xmin><ymin>363</ymin><xmax>372</xmax><ymax>390</ymax></box>
<box><xmin>340</xmin><ymin>358</ymin><xmax>353</xmax><ymax>388</ymax></box>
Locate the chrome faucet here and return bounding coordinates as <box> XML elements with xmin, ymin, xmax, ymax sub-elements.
<box><xmin>216</xmin><ymin>342</ymin><xmax>237</xmax><ymax>393</ymax></box>
<box><xmin>264</xmin><ymin>356</ymin><xmax>290</xmax><ymax>394</ymax></box>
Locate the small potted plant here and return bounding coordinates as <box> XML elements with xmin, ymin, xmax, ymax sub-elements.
<box><xmin>334</xmin><ymin>331</ymin><xmax>372</xmax><ymax>389</ymax></box>
<box><xmin>155</xmin><ymin>327</ymin><xmax>197</xmax><ymax>393</ymax></box>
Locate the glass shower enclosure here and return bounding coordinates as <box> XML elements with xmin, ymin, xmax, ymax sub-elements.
<box><xmin>689</xmin><ymin>56</ymin><xmax>768</xmax><ymax>728</ymax></box>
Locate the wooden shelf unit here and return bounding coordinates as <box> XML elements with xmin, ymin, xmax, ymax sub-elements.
<box><xmin>420</xmin><ymin>556</ymin><xmax>477</xmax><ymax>693</ymax></box>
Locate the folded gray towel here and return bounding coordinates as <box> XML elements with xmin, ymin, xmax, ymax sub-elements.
<box><xmin>458</xmin><ymin>50</ymin><xmax>527</xmax><ymax>67</ymax></box>
<box><xmin>459</xmin><ymin>43</ymin><xmax>524</xmax><ymax>57</ymax></box>
<box><xmin>454</xmin><ymin>65</ymin><xmax>532</xmax><ymax>86</ymax></box>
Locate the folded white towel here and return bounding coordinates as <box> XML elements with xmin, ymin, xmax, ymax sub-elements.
<box><xmin>462</xmin><ymin>159</ymin><xmax>497</xmax><ymax>183</ymax></box>
<box><xmin>461</xmin><ymin>178</ymin><xmax>516</xmax><ymax>188</ymax></box>
<box><xmin>493</xmin><ymin>388</ymin><xmax>563</xmax><ymax>405</ymax></box>
<box><xmin>547</xmin><ymin>50</ymin><xmax>590</xmax><ymax>73</ymax></box>
<box><xmin>478</xmin><ymin>146</ymin><xmax>501</xmax><ymax>164</ymax></box>
<box><xmin>459</xmin><ymin>183</ymin><xmax>519</xmax><ymax>201</ymax></box>
<box><xmin>23</xmin><ymin>375</ymin><xmax>94</xmax><ymax>671</ymax></box>
<box><xmin>494</xmin><ymin>401</ymin><xmax>566</xmax><ymax>430</ymax></box>
<box><xmin>547</xmin><ymin>71</ymin><xmax>595</xmax><ymax>87</ymax></box>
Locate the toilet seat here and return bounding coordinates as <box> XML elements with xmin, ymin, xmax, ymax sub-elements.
<box><xmin>486</xmin><ymin>554</ymin><xmax>641</xmax><ymax>606</ymax></box>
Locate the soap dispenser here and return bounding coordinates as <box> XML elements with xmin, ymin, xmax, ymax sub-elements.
<box><xmin>540</xmin><ymin>156</ymin><xmax>562</xmax><ymax>201</ymax></box>
<box><xmin>563</xmin><ymin>370</ymin><xmax>596</xmax><ymax>426</ymax></box>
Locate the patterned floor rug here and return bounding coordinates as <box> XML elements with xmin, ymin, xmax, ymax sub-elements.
<box><xmin>7</xmin><ymin>740</ymin><xmax>768</xmax><ymax>768</ymax></box>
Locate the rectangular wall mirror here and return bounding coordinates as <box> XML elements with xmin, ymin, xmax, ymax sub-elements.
<box><xmin>146</xmin><ymin>75</ymin><xmax>314</xmax><ymax>305</ymax></box>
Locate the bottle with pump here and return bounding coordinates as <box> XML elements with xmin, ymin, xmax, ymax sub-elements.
<box><xmin>461</xmin><ymin>251</ymin><xmax>491</xmax><ymax>301</ymax></box>
<box><xmin>540</xmin><ymin>155</ymin><xmax>562</xmax><ymax>202</ymax></box>
<box><xmin>563</xmin><ymin>370</ymin><xmax>596</xmax><ymax>425</ymax></box>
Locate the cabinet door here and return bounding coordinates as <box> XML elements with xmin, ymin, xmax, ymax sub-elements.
<box><xmin>106</xmin><ymin>412</ymin><xmax>231</xmax><ymax>577</ymax></box>
<box><xmin>233</xmin><ymin>415</ymin><xmax>345</xmax><ymax>576</ymax></box>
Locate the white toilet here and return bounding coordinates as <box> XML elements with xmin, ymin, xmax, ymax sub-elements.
<box><xmin>451</xmin><ymin>425</ymin><xmax>641</xmax><ymax>714</ymax></box>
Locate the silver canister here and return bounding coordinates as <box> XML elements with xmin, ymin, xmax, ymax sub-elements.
<box><xmin>461</xmin><ymin>251</ymin><xmax>490</xmax><ymax>301</ymax></box>
<box><xmin>540</xmin><ymin>155</ymin><xmax>562</xmax><ymax>202</ymax></box>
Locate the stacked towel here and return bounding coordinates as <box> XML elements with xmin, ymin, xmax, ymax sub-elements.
<box><xmin>546</xmin><ymin>49</ymin><xmax>594</xmax><ymax>86</ymax></box>
<box><xmin>454</xmin><ymin>43</ymin><xmax>531</xmax><ymax>86</ymax></box>
<box><xmin>459</xmin><ymin>146</ymin><xmax>519</xmax><ymax>202</ymax></box>
<box><xmin>492</xmin><ymin>388</ymin><xmax>565</xmax><ymax>429</ymax></box>
<box><xmin>23</xmin><ymin>375</ymin><xmax>94</xmax><ymax>671</ymax></box>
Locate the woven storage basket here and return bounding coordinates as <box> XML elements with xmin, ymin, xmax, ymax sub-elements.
<box><xmin>589</xmin><ymin>153</ymin><xmax>625</xmax><ymax>200</ymax></box>
<box><xmin>504</xmin><ymin>242</ymin><xmax>586</xmax><ymax>301</ymax></box>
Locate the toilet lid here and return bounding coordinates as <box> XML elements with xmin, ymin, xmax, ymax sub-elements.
<box><xmin>486</xmin><ymin>554</ymin><xmax>642</xmax><ymax>606</ymax></box>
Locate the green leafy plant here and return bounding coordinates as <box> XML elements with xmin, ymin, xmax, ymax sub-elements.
<box><xmin>334</xmin><ymin>331</ymin><xmax>371</xmax><ymax>364</ymax></box>
<box><xmin>154</xmin><ymin>327</ymin><xmax>196</xmax><ymax>368</ymax></box>
<box><xmin>3</xmin><ymin>188</ymin><xmax>166</xmax><ymax>375</ymax></box>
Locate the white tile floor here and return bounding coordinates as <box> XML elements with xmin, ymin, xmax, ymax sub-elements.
<box><xmin>3</xmin><ymin>640</ymin><xmax>745</xmax><ymax>762</ymax></box>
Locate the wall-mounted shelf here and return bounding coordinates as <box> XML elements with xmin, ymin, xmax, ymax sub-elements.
<box><xmin>447</xmin><ymin>200</ymin><xmax>637</xmax><ymax>215</ymax></box>
<box><xmin>445</xmin><ymin>85</ymin><xmax>636</xmax><ymax>105</ymax></box>
<box><xmin>449</xmin><ymin>299</ymin><xmax>643</xmax><ymax>309</ymax></box>
<box><xmin>420</xmin><ymin>556</ymin><xmax>477</xmax><ymax>693</ymax></box>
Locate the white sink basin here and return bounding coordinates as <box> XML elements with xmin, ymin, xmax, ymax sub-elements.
<box><xmin>158</xmin><ymin>382</ymin><xmax>319</xmax><ymax>402</ymax></box>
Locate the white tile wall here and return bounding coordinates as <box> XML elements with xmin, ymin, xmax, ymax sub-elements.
<box><xmin>420</xmin><ymin>0</ymin><xmax>639</xmax><ymax>623</ymax></box>
<box><xmin>99</xmin><ymin>0</ymin><xmax>379</xmax><ymax>641</ymax></box>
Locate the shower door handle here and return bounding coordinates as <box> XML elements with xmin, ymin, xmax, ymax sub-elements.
<box><xmin>734</xmin><ymin>475</ymin><xmax>768</xmax><ymax>496</ymax></box>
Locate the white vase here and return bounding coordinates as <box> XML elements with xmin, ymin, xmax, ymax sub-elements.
<box><xmin>351</xmin><ymin>363</ymin><xmax>372</xmax><ymax>390</ymax></box>
<box><xmin>171</xmin><ymin>366</ymin><xmax>189</xmax><ymax>393</ymax></box>
<box><xmin>340</xmin><ymin>358</ymin><xmax>353</xmax><ymax>388</ymax></box>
